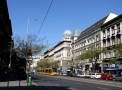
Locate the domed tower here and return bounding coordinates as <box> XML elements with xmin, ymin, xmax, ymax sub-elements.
<box><xmin>72</xmin><ymin>29</ymin><xmax>81</xmax><ymax>41</ymax></box>
<box><xmin>63</xmin><ymin>30</ymin><xmax>72</xmax><ymax>41</ymax></box>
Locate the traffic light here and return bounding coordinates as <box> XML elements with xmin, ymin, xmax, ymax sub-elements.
<box><xmin>27</xmin><ymin>48</ymin><xmax>32</xmax><ymax>56</ymax></box>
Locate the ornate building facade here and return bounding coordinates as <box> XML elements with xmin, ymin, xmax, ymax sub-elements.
<box><xmin>43</xmin><ymin>30</ymin><xmax>72</xmax><ymax>74</ymax></box>
<box><xmin>73</xmin><ymin>13</ymin><xmax>122</xmax><ymax>75</ymax></box>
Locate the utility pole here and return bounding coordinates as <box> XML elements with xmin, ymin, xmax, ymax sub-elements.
<box><xmin>26</xmin><ymin>17</ymin><xmax>32</xmax><ymax>86</ymax></box>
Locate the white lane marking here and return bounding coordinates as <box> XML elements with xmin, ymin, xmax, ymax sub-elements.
<box><xmin>68</xmin><ymin>87</ymin><xmax>78</xmax><ymax>90</ymax></box>
<box><xmin>97</xmin><ymin>87</ymin><xmax>110</xmax><ymax>90</ymax></box>
<box><xmin>32</xmin><ymin>82</ymin><xmax>39</xmax><ymax>86</ymax></box>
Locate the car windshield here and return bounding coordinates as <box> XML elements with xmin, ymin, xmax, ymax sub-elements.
<box><xmin>96</xmin><ymin>73</ymin><xmax>101</xmax><ymax>75</ymax></box>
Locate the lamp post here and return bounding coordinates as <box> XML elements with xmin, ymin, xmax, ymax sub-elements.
<box><xmin>26</xmin><ymin>47</ymin><xmax>32</xmax><ymax>86</ymax></box>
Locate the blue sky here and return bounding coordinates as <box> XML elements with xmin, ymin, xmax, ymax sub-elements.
<box><xmin>7</xmin><ymin>0</ymin><xmax>122</xmax><ymax>48</ymax></box>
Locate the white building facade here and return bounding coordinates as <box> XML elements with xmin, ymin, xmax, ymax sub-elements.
<box><xmin>42</xmin><ymin>13</ymin><xmax>122</xmax><ymax>75</ymax></box>
<box><xmin>43</xmin><ymin>30</ymin><xmax>73</xmax><ymax>74</ymax></box>
<box><xmin>72</xmin><ymin>13</ymin><xmax>122</xmax><ymax>75</ymax></box>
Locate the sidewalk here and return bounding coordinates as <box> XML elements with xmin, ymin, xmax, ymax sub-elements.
<box><xmin>0</xmin><ymin>80</ymin><xmax>27</xmax><ymax>87</ymax></box>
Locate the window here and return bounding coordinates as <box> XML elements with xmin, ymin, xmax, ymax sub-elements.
<box><xmin>96</xmin><ymin>34</ymin><xmax>100</xmax><ymax>41</ymax></box>
<box><xmin>111</xmin><ymin>26</ymin><xmax>115</xmax><ymax>34</ymax></box>
<box><xmin>103</xmin><ymin>30</ymin><xmax>105</xmax><ymax>34</ymax></box>
<box><xmin>107</xmin><ymin>41</ymin><xmax>110</xmax><ymax>47</ymax></box>
<box><xmin>117</xmin><ymin>38</ymin><xmax>121</xmax><ymax>44</ymax></box>
<box><xmin>103</xmin><ymin>42</ymin><xmax>106</xmax><ymax>47</ymax></box>
<box><xmin>112</xmin><ymin>39</ymin><xmax>115</xmax><ymax>45</ymax></box>
<box><xmin>117</xmin><ymin>23</ymin><xmax>120</xmax><ymax>29</ymax></box>
<box><xmin>116</xmin><ymin>23</ymin><xmax>120</xmax><ymax>33</ymax></box>
<box><xmin>107</xmin><ymin>28</ymin><xmax>110</xmax><ymax>36</ymax></box>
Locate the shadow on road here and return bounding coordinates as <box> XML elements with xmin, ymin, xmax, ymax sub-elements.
<box><xmin>0</xmin><ymin>86</ymin><xmax>70</xmax><ymax>90</ymax></box>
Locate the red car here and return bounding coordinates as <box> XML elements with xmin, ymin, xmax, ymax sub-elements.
<box><xmin>100</xmin><ymin>73</ymin><xmax>113</xmax><ymax>80</ymax></box>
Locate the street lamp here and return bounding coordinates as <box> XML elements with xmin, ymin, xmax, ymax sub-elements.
<box><xmin>26</xmin><ymin>48</ymin><xmax>33</xmax><ymax>86</ymax></box>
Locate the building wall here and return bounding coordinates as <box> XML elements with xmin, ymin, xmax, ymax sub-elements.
<box><xmin>72</xmin><ymin>13</ymin><xmax>121</xmax><ymax>74</ymax></box>
<box><xmin>43</xmin><ymin>30</ymin><xmax>73</xmax><ymax>73</ymax></box>
<box><xmin>0</xmin><ymin>0</ymin><xmax>13</xmax><ymax>70</ymax></box>
<box><xmin>101</xmin><ymin>17</ymin><xmax>122</xmax><ymax>60</ymax></box>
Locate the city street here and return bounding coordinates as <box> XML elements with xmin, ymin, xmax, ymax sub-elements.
<box><xmin>0</xmin><ymin>0</ymin><xmax>122</xmax><ymax>90</ymax></box>
<box><xmin>32</xmin><ymin>74</ymin><xmax>122</xmax><ymax>90</ymax></box>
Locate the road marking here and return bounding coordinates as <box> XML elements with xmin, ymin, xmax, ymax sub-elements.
<box><xmin>68</xmin><ymin>87</ymin><xmax>78</xmax><ymax>90</ymax></box>
<box><xmin>97</xmin><ymin>87</ymin><xmax>110</xmax><ymax>90</ymax></box>
<box><xmin>33</xmin><ymin>82</ymin><xmax>39</xmax><ymax>86</ymax></box>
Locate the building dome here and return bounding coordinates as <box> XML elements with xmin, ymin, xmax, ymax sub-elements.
<box><xmin>63</xmin><ymin>30</ymin><xmax>72</xmax><ymax>41</ymax></box>
<box><xmin>64</xmin><ymin>30</ymin><xmax>72</xmax><ymax>36</ymax></box>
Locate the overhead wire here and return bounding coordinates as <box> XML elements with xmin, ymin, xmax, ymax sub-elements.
<box><xmin>37</xmin><ymin>0</ymin><xmax>54</xmax><ymax>33</ymax></box>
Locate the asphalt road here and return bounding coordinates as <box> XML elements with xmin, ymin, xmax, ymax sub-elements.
<box><xmin>33</xmin><ymin>74</ymin><xmax>122</xmax><ymax>90</ymax></box>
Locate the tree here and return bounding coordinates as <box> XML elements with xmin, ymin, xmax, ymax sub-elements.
<box><xmin>80</xmin><ymin>48</ymin><xmax>101</xmax><ymax>61</ymax></box>
<box><xmin>51</xmin><ymin>61</ymin><xmax>59</xmax><ymax>69</ymax></box>
<box><xmin>102</xmin><ymin>44</ymin><xmax>122</xmax><ymax>64</ymax></box>
<box><xmin>37</xmin><ymin>59</ymin><xmax>59</xmax><ymax>69</ymax></box>
<box><xmin>113</xmin><ymin>43</ymin><xmax>122</xmax><ymax>64</ymax></box>
<box><xmin>14</xmin><ymin>34</ymin><xmax>46</xmax><ymax>58</ymax></box>
<box><xmin>80</xmin><ymin>48</ymin><xmax>102</xmax><ymax>72</ymax></box>
<box><xmin>37</xmin><ymin>59</ymin><xmax>50</xmax><ymax>68</ymax></box>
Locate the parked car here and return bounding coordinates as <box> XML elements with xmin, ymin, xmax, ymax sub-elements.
<box><xmin>112</xmin><ymin>76</ymin><xmax>122</xmax><ymax>82</ymax></box>
<box><xmin>67</xmin><ymin>70</ymin><xmax>76</xmax><ymax>77</ymax></box>
<box><xmin>77</xmin><ymin>74</ymin><xmax>90</xmax><ymax>78</ymax></box>
<box><xmin>90</xmin><ymin>73</ymin><xmax>101</xmax><ymax>79</ymax></box>
<box><xmin>100</xmin><ymin>73</ymin><xmax>113</xmax><ymax>80</ymax></box>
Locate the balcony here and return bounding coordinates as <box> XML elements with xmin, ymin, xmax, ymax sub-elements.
<box><xmin>103</xmin><ymin>38</ymin><xmax>106</xmax><ymax>42</ymax></box>
<box><xmin>103</xmin><ymin>35</ymin><xmax>106</xmax><ymax>41</ymax></box>
<box><xmin>117</xmin><ymin>29</ymin><xmax>121</xmax><ymax>35</ymax></box>
<box><xmin>116</xmin><ymin>33</ymin><xmax>121</xmax><ymax>38</ymax></box>
<box><xmin>111</xmin><ymin>34</ymin><xmax>115</xmax><ymax>39</ymax></box>
<box><xmin>107</xmin><ymin>35</ymin><xmax>110</xmax><ymax>41</ymax></box>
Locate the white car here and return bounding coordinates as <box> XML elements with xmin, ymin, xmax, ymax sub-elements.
<box><xmin>90</xmin><ymin>73</ymin><xmax>101</xmax><ymax>79</ymax></box>
<box><xmin>77</xmin><ymin>74</ymin><xmax>90</xmax><ymax>78</ymax></box>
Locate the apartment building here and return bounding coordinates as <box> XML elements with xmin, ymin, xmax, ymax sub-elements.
<box><xmin>43</xmin><ymin>30</ymin><xmax>72</xmax><ymax>74</ymax></box>
<box><xmin>101</xmin><ymin>14</ymin><xmax>122</xmax><ymax>71</ymax></box>
<box><xmin>73</xmin><ymin>13</ymin><xmax>118</xmax><ymax>74</ymax></box>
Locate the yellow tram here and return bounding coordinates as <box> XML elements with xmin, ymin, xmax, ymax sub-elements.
<box><xmin>36</xmin><ymin>68</ymin><xmax>58</xmax><ymax>76</ymax></box>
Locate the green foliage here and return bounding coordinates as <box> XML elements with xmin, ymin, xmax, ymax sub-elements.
<box><xmin>80</xmin><ymin>43</ymin><xmax>122</xmax><ymax>64</ymax></box>
<box><xmin>80</xmin><ymin>48</ymin><xmax>101</xmax><ymax>61</ymax></box>
<box><xmin>114</xmin><ymin>43</ymin><xmax>122</xmax><ymax>58</ymax></box>
<box><xmin>37</xmin><ymin>59</ymin><xmax>59</xmax><ymax>69</ymax></box>
<box><xmin>100</xmin><ymin>43</ymin><xmax>122</xmax><ymax>64</ymax></box>
<box><xmin>51</xmin><ymin>61</ymin><xmax>59</xmax><ymax>69</ymax></box>
<box><xmin>37</xmin><ymin>59</ymin><xmax>50</xmax><ymax>68</ymax></box>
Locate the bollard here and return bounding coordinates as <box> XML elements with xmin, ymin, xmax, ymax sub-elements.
<box><xmin>27</xmin><ymin>75</ymin><xmax>32</xmax><ymax>86</ymax></box>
